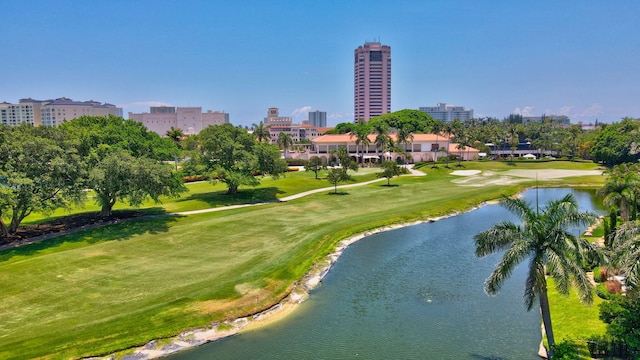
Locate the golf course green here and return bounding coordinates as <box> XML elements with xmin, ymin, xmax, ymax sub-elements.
<box><xmin>0</xmin><ymin>161</ymin><xmax>605</xmax><ymax>359</ymax></box>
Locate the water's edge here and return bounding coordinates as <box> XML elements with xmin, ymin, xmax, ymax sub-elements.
<box><xmin>91</xmin><ymin>203</ymin><xmax>491</xmax><ymax>360</ymax></box>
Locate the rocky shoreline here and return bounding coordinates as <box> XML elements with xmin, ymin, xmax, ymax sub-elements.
<box><xmin>91</xmin><ymin>212</ymin><xmax>468</xmax><ymax>360</ymax></box>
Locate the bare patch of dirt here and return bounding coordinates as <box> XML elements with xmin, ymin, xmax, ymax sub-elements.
<box><xmin>0</xmin><ymin>211</ymin><xmax>146</xmax><ymax>245</ymax></box>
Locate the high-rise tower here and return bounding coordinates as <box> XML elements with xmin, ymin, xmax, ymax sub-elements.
<box><xmin>354</xmin><ymin>41</ymin><xmax>391</xmax><ymax>122</ymax></box>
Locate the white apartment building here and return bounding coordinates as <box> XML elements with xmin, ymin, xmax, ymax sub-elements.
<box><xmin>419</xmin><ymin>103</ymin><xmax>474</xmax><ymax>122</ymax></box>
<box><xmin>0</xmin><ymin>98</ymin><xmax>122</xmax><ymax>126</ymax></box>
<box><xmin>128</xmin><ymin>106</ymin><xmax>229</xmax><ymax>135</ymax></box>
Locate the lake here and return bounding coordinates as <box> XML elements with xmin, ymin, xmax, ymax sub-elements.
<box><xmin>169</xmin><ymin>188</ymin><xmax>603</xmax><ymax>359</ymax></box>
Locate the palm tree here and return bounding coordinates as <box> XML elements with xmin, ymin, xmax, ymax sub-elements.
<box><xmin>611</xmin><ymin>222</ymin><xmax>640</xmax><ymax>288</ymax></box>
<box><xmin>373</xmin><ymin>123</ymin><xmax>390</xmax><ymax>163</ymax></box>
<box><xmin>598</xmin><ymin>163</ymin><xmax>640</xmax><ymax>222</ymax></box>
<box><xmin>351</xmin><ymin>123</ymin><xmax>371</xmax><ymax>166</ymax></box>
<box><xmin>474</xmin><ymin>194</ymin><xmax>596</xmax><ymax>359</ymax></box>
<box><xmin>166</xmin><ymin>127</ymin><xmax>184</xmax><ymax>145</ymax></box>
<box><xmin>430</xmin><ymin>120</ymin><xmax>445</xmax><ymax>167</ymax></box>
<box><xmin>396</xmin><ymin>125</ymin><xmax>414</xmax><ymax>165</ymax></box>
<box><xmin>251</xmin><ymin>122</ymin><xmax>271</xmax><ymax>143</ymax></box>
<box><xmin>277</xmin><ymin>132</ymin><xmax>294</xmax><ymax>159</ymax></box>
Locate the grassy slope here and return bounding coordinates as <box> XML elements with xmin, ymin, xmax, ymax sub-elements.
<box><xmin>0</xmin><ymin>162</ymin><xmax>606</xmax><ymax>359</ymax></box>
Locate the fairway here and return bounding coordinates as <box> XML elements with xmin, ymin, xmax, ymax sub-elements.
<box><xmin>0</xmin><ymin>162</ymin><xmax>606</xmax><ymax>359</ymax></box>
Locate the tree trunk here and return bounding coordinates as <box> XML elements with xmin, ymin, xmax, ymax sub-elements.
<box><xmin>227</xmin><ymin>186</ymin><xmax>239</xmax><ymax>195</ymax></box>
<box><xmin>100</xmin><ymin>204</ymin><xmax>113</xmax><ymax>217</ymax></box>
<box><xmin>539</xmin><ymin>282</ymin><xmax>555</xmax><ymax>359</ymax></box>
<box><xmin>0</xmin><ymin>219</ymin><xmax>8</xmax><ymax>237</ymax></box>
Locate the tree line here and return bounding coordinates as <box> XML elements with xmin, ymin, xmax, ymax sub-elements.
<box><xmin>0</xmin><ymin>117</ymin><xmax>289</xmax><ymax>238</ymax></box>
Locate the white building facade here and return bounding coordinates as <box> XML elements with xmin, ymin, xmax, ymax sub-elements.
<box><xmin>0</xmin><ymin>98</ymin><xmax>122</xmax><ymax>126</ymax></box>
<box><xmin>419</xmin><ymin>103</ymin><xmax>474</xmax><ymax>122</ymax></box>
<box><xmin>128</xmin><ymin>106</ymin><xmax>229</xmax><ymax>135</ymax></box>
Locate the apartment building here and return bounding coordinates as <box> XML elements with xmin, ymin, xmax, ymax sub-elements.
<box><xmin>0</xmin><ymin>98</ymin><xmax>122</xmax><ymax>126</ymax></box>
<box><xmin>128</xmin><ymin>106</ymin><xmax>229</xmax><ymax>135</ymax></box>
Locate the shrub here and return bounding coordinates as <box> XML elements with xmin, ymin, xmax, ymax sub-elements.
<box><xmin>593</xmin><ymin>267</ymin><xmax>607</xmax><ymax>282</ymax></box>
<box><xmin>596</xmin><ymin>283</ymin><xmax>612</xmax><ymax>300</ymax></box>
<box><xmin>605</xmin><ymin>280</ymin><xmax>622</xmax><ymax>295</ymax></box>
<box><xmin>551</xmin><ymin>339</ymin><xmax>580</xmax><ymax>359</ymax></box>
<box><xmin>182</xmin><ymin>175</ymin><xmax>209</xmax><ymax>183</ymax></box>
<box><xmin>286</xmin><ymin>158</ymin><xmax>308</xmax><ymax>166</ymax></box>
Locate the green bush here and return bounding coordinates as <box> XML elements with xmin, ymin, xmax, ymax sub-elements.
<box><xmin>551</xmin><ymin>339</ymin><xmax>580</xmax><ymax>359</ymax></box>
<box><xmin>286</xmin><ymin>158</ymin><xmax>308</xmax><ymax>166</ymax></box>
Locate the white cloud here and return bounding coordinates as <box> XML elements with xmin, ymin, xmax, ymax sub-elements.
<box><xmin>558</xmin><ymin>105</ymin><xmax>574</xmax><ymax>115</ymax></box>
<box><xmin>513</xmin><ymin>106</ymin><xmax>535</xmax><ymax>116</ymax></box>
<box><xmin>291</xmin><ymin>105</ymin><xmax>312</xmax><ymax>118</ymax></box>
<box><xmin>328</xmin><ymin>112</ymin><xmax>353</xmax><ymax>120</ymax></box>
<box><xmin>578</xmin><ymin>103</ymin><xmax>603</xmax><ymax>117</ymax></box>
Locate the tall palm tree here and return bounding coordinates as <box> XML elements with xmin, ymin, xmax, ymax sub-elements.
<box><xmin>598</xmin><ymin>163</ymin><xmax>640</xmax><ymax>222</ymax></box>
<box><xmin>351</xmin><ymin>123</ymin><xmax>371</xmax><ymax>166</ymax></box>
<box><xmin>373</xmin><ymin>122</ymin><xmax>390</xmax><ymax>163</ymax></box>
<box><xmin>166</xmin><ymin>127</ymin><xmax>184</xmax><ymax>145</ymax></box>
<box><xmin>396</xmin><ymin>125</ymin><xmax>414</xmax><ymax>165</ymax></box>
<box><xmin>430</xmin><ymin>120</ymin><xmax>445</xmax><ymax>166</ymax></box>
<box><xmin>474</xmin><ymin>194</ymin><xmax>596</xmax><ymax>359</ymax></box>
<box><xmin>251</xmin><ymin>122</ymin><xmax>271</xmax><ymax>143</ymax></box>
<box><xmin>277</xmin><ymin>132</ymin><xmax>294</xmax><ymax>159</ymax></box>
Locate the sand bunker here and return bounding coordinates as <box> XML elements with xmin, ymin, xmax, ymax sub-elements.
<box><xmin>451</xmin><ymin>169</ymin><xmax>603</xmax><ymax>187</ymax></box>
<box><xmin>451</xmin><ymin>170</ymin><xmax>482</xmax><ymax>176</ymax></box>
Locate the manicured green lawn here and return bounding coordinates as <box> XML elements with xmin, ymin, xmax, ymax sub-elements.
<box><xmin>20</xmin><ymin>169</ymin><xmax>380</xmax><ymax>224</ymax></box>
<box><xmin>0</xmin><ymin>162</ymin><xmax>607</xmax><ymax>359</ymax></box>
<box><xmin>547</xmin><ymin>278</ymin><xmax>608</xmax><ymax>359</ymax></box>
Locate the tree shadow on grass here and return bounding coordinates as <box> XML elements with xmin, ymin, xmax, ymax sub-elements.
<box><xmin>174</xmin><ymin>186</ymin><xmax>285</xmax><ymax>207</ymax></box>
<box><xmin>380</xmin><ymin>184</ymin><xmax>400</xmax><ymax>187</ymax></box>
<box><xmin>0</xmin><ymin>207</ymin><xmax>183</xmax><ymax>263</ymax></box>
<box><xmin>327</xmin><ymin>192</ymin><xmax>350</xmax><ymax>196</ymax></box>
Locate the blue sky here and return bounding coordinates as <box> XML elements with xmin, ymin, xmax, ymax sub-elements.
<box><xmin>2</xmin><ymin>0</ymin><xmax>639</xmax><ymax>127</ymax></box>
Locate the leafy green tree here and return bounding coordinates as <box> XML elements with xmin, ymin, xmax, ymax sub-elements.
<box><xmin>198</xmin><ymin>123</ymin><xmax>284</xmax><ymax>194</ymax></box>
<box><xmin>336</xmin><ymin>146</ymin><xmax>358</xmax><ymax>172</ymax></box>
<box><xmin>599</xmin><ymin>295</ymin><xmax>640</xmax><ymax>354</ymax></box>
<box><xmin>89</xmin><ymin>149</ymin><xmax>187</xmax><ymax>217</ymax></box>
<box><xmin>378</xmin><ymin>161</ymin><xmax>402</xmax><ymax>186</ymax></box>
<box><xmin>591</xmin><ymin>118</ymin><xmax>640</xmax><ymax>165</ymax></box>
<box><xmin>61</xmin><ymin>115</ymin><xmax>179</xmax><ymax>161</ymax></box>
<box><xmin>277</xmin><ymin>132</ymin><xmax>294</xmax><ymax>158</ymax></box>
<box><xmin>306</xmin><ymin>156</ymin><xmax>327</xmax><ymax>179</ymax></box>
<box><xmin>326</xmin><ymin>168</ymin><xmax>353</xmax><ymax>194</ymax></box>
<box><xmin>0</xmin><ymin>125</ymin><xmax>86</xmax><ymax>236</ymax></box>
<box><xmin>254</xmin><ymin>141</ymin><xmax>288</xmax><ymax>177</ymax></box>
<box><xmin>474</xmin><ymin>194</ymin><xmax>596</xmax><ymax>359</ymax></box>
<box><xmin>369</xmin><ymin>109</ymin><xmax>434</xmax><ymax>134</ymax></box>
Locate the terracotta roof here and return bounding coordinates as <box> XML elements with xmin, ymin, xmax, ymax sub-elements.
<box><xmin>448</xmin><ymin>144</ymin><xmax>479</xmax><ymax>153</ymax></box>
<box><xmin>312</xmin><ymin>132</ymin><xmax>452</xmax><ymax>144</ymax></box>
<box><xmin>316</xmin><ymin>127</ymin><xmax>334</xmax><ymax>133</ymax></box>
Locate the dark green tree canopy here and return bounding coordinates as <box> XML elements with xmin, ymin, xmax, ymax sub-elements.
<box><xmin>0</xmin><ymin>124</ymin><xmax>86</xmax><ymax>235</ymax></box>
<box><xmin>591</xmin><ymin>118</ymin><xmax>640</xmax><ymax>166</ymax></box>
<box><xmin>197</xmin><ymin>124</ymin><xmax>286</xmax><ymax>194</ymax></box>
<box><xmin>61</xmin><ymin>115</ymin><xmax>179</xmax><ymax>161</ymax></box>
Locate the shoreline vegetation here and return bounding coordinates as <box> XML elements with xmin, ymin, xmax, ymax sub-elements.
<box><xmin>0</xmin><ymin>162</ymin><xmax>604</xmax><ymax>358</ymax></box>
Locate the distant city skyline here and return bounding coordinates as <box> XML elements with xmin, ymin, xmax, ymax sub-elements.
<box><xmin>2</xmin><ymin>1</ymin><xmax>639</xmax><ymax>127</ymax></box>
